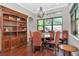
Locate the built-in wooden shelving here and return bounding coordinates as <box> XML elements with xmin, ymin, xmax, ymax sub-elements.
<box><xmin>0</xmin><ymin>5</ymin><xmax>28</xmax><ymax>51</ymax></box>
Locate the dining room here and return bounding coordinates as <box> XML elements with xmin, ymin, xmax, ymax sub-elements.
<box><xmin>0</xmin><ymin>3</ymin><xmax>79</xmax><ymax>56</ymax></box>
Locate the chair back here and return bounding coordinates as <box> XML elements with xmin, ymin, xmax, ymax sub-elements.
<box><xmin>62</xmin><ymin>30</ymin><xmax>68</xmax><ymax>40</ymax></box>
<box><xmin>55</xmin><ymin>31</ymin><xmax>60</xmax><ymax>47</ymax></box>
<box><xmin>49</xmin><ymin>31</ymin><xmax>54</xmax><ymax>40</ymax></box>
<box><xmin>32</xmin><ymin>31</ymin><xmax>42</xmax><ymax>46</ymax></box>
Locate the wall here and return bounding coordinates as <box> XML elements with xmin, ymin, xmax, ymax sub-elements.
<box><xmin>69</xmin><ymin>34</ymin><xmax>79</xmax><ymax>49</ymax></box>
<box><xmin>27</xmin><ymin>16</ymin><xmax>37</xmax><ymax>43</ymax></box>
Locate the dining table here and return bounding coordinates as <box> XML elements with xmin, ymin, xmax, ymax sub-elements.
<box><xmin>59</xmin><ymin>44</ymin><xmax>79</xmax><ymax>56</ymax></box>
<box><xmin>42</xmin><ymin>32</ymin><xmax>62</xmax><ymax>49</ymax></box>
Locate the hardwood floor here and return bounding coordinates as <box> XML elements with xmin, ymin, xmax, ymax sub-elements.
<box><xmin>0</xmin><ymin>45</ymin><xmax>55</xmax><ymax>56</ymax></box>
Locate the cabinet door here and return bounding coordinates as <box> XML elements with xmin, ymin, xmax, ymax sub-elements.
<box><xmin>11</xmin><ymin>38</ymin><xmax>17</xmax><ymax>48</ymax></box>
<box><xmin>2</xmin><ymin>39</ymin><xmax>10</xmax><ymax>51</ymax></box>
<box><xmin>23</xmin><ymin>35</ymin><xmax>27</xmax><ymax>44</ymax></box>
<box><xmin>17</xmin><ymin>35</ymin><xmax>21</xmax><ymax>46</ymax></box>
<box><xmin>24</xmin><ymin>34</ymin><xmax>27</xmax><ymax>42</ymax></box>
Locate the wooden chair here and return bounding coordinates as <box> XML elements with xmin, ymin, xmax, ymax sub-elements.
<box><xmin>55</xmin><ymin>31</ymin><xmax>60</xmax><ymax>55</ymax></box>
<box><xmin>47</xmin><ymin>31</ymin><xmax>60</xmax><ymax>55</ymax></box>
<box><xmin>47</xmin><ymin>31</ymin><xmax>54</xmax><ymax>48</ymax></box>
<box><xmin>62</xmin><ymin>30</ymin><xmax>68</xmax><ymax>44</ymax></box>
<box><xmin>49</xmin><ymin>31</ymin><xmax>54</xmax><ymax>41</ymax></box>
<box><xmin>32</xmin><ymin>31</ymin><xmax>42</xmax><ymax>53</ymax></box>
<box><xmin>49</xmin><ymin>31</ymin><xmax>54</xmax><ymax>40</ymax></box>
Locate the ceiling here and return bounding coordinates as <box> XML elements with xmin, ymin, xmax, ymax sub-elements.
<box><xmin>17</xmin><ymin>3</ymin><xmax>68</xmax><ymax>14</ymax></box>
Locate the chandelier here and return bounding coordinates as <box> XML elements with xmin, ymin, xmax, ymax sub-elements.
<box><xmin>37</xmin><ymin>7</ymin><xmax>45</xmax><ymax>18</ymax></box>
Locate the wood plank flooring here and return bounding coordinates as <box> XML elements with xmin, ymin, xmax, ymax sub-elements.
<box><xmin>0</xmin><ymin>45</ymin><xmax>55</xmax><ymax>56</ymax></box>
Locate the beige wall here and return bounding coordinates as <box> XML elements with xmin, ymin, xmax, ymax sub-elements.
<box><xmin>69</xmin><ymin>34</ymin><xmax>79</xmax><ymax>49</ymax></box>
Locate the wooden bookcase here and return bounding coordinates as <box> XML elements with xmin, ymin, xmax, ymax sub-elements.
<box><xmin>0</xmin><ymin>6</ymin><xmax>28</xmax><ymax>51</ymax></box>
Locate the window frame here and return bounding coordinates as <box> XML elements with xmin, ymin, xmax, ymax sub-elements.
<box><xmin>53</xmin><ymin>16</ymin><xmax>63</xmax><ymax>32</ymax></box>
<box><xmin>70</xmin><ymin>3</ymin><xmax>78</xmax><ymax>36</ymax></box>
<box><xmin>70</xmin><ymin>3</ymin><xmax>79</xmax><ymax>37</ymax></box>
<box><xmin>37</xmin><ymin>19</ymin><xmax>44</xmax><ymax>31</ymax></box>
<box><xmin>37</xmin><ymin>16</ymin><xmax>62</xmax><ymax>32</ymax></box>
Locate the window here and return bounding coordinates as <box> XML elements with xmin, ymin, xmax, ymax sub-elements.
<box><xmin>71</xmin><ymin>13</ymin><xmax>76</xmax><ymax>35</ymax></box>
<box><xmin>37</xmin><ymin>19</ymin><xmax>53</xmax><ymax>32</ymax></box>
<box><xmin>71</xmin><ymin>3</ymin><xmax>79</xmax><ymax>38</ymax></box>
<box><xmin>76</xmin><ymin>8</ymin><xmax>79</xmax><ymax>37</ymax></box>
<box><xmin>37</xmin><ymin>20</ymin><xmax>44</xmax><ymax>30</ymax></box>
<box><xmin>37</xmin><ymin>17</ymin><xmax>62</xmax><ymax>32</ymax></box>
<box><xmin>44</xmin><ymin>19</ymin><xmax>53</xmax><ymax>32</ymax></box>
<box><xmin>53</xmin><ymin>17</ymin><xmax>62</xmax><ymax>32</ymax></box>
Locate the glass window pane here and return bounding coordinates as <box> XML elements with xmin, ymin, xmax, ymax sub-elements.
<box><xmin>45</xmin><ymin>26</ymin><xmax>52</xmax><ymax>32</ymax></box>
<box><xmin>38</xmin><ymin>20</ymin><xmax>43</xmax><ymax>25</ymax></box>
<box><xmin>53</xmin><ymin>25</ymin><xmax>62</xmax><ymax>32</ymax></box>
<box><xmin>45</xmin><ymin>19</ymin><xmax>52</xmax><ymax>25</ymax></box>
<box><xmin>38</xmin><ymin>26</ymin><xmax>43</xmax><ymax>30</ymax></box>
<box><xmin>53</xmin><ymin>17</ymin><xmax>62</xmax><ymax>24</ymax></box>
<box><xmin>76</xmin><ymin>8</ymin><xmax>79</xmax><ymax>18</ymax></box>
<box><xmin>72</xmin><ymin>12</ymin><xmax>75</xmax><ymax>22</ymax></box>
<box><xmin>76</xmin><ymin>19</ymin><xmax>79</xmax><ymax>37</ymax></box>
<box><xmin>71</xmin><ymin>12</ymin><xmax>76</xmax><ymax>35</ymax></box>
<box><xmin>72</xmin><ymin>22</ymin><xmax>76</xmax><ymax>32</ymax></box>
<box><xmin>76</xmin><ymin>8</ymin><xmax>79</xmax><ymax>37</ymax></box>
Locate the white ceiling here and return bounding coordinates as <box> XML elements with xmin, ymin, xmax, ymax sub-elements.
<box><xmin>17</xmin><ymin>3</ymin><xmax>68</xmax><ymax>14</ymax></box>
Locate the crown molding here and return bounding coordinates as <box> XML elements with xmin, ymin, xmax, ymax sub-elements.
<box><xmin>17</xmin><ymin>3</ymin><xmax>36</xmax><ymax>15</ymax></box>
<box><xmin>17</xmin><ymin>3</ymin><xmax>68</xmax><ymax>15</ymax></box>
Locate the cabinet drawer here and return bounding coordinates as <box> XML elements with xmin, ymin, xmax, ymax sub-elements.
<box><xmin>2</xmin><ymin>39</ymin><xmax>10</xmax><ymax>51</ymax></box>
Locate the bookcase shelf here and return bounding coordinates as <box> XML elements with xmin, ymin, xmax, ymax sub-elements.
<box><xmin>0</xmin><ymin>6</ymin><xmax>28</xmax><ymax>51</ymax></box>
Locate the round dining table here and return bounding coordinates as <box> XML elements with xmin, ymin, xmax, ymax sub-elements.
<box><xmin>59</xmin><ymin>44</ymin><xmax>79</xmax><ymax>56</ymax></box>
